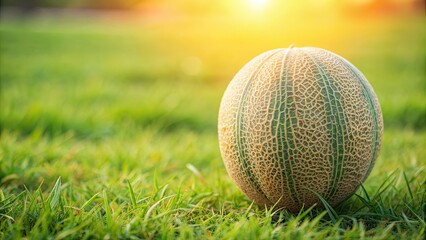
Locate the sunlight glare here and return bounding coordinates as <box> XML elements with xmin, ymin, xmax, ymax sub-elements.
<box><xmin>249</xmin><ymin>0</ymin><xmax>268</xmax><ymax>9</ymax></box>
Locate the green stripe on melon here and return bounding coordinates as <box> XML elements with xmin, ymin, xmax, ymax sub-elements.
<box><xmin>304</xmin><ymin>51</ymin><xmax>348</xmax><ymax>201</ymax></box>
<box><xmin>218</xmin><ymin>47</ymin><xmax>383</xmax><ymax>213</ymax></box>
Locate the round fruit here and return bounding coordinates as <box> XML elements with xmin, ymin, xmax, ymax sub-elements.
<box><xmin>218</xmin><ymin>46</ymin><xmax>383</xmax><ymax>213</ymax></box>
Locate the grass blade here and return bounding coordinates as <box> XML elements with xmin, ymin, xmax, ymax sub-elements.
<box><xmin>48</xmin><ymin>177</ymin><xmax>62</xmax><ymax>210</ymax></box>
<box><xmin>80</xmin><ymin>192</ymin><xmax>100</xmax><ymax>210</ymax></box>
<box><xmin>103</xmin><ymin>190</ymin><xmax>112</xmax><ymax>226</ymax></box>
<box><xmin>372</xmin><ymin>170</ymin><xmax>397</xmax><ymax>200</ymax></box>
<box><xmin>186</xmin><ymin>163</ymin><xmax>206</xmax><ymax>185</ymax></box>
<box><xmin>144</xmin><ymin>195</ymin><xmax>175</xmax><ymax>222</ymax></box>
<box><xmin>127</xmin><ymin>179</ymin><xmax>137</xmax><ymax>208</ymax></box>
<box><xmin>360</xmin><ymin>183</ymin><xmax>371</xmax><ymax>203</ymax></box>
<box><xmin>308</xmin><ymin>188</ymin><xmax>338</xmax><ymax>224</ymax></box>
<box><xmin>402</xmin><ymin>171</ymin><xmax>414</xmax><ymax>202</ymax></box>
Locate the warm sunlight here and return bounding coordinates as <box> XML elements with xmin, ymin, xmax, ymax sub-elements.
<box><xmin>249</xmin><ymin>0</ymin><xmax>268</xmax><ymax>9</ymax></box>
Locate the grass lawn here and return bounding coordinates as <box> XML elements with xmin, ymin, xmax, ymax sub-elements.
<box><xmin>0</xmin><ymin>10</ymin><xmax>425</xmax><ymax>239</ymax></box>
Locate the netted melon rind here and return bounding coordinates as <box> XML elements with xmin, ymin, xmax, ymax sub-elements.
<box><xmin>218</xmin><ymin>47</ymin><xmax>383</xmax><ymax>213</ymax></box>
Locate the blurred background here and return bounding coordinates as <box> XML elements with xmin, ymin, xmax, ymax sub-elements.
<box><xmin>1</xmin><ymin>0</ymin><xmax>424</xmax><ymax>135</ymax></box>
<box><xmin>0</xmin><ymin>1</ymin><xmax>425</xmax><ymax>185</ymax></box>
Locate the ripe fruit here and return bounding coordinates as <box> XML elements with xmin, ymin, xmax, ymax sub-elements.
<box><xmin>218</xmin><ymin>47</ymin><xmax>383</xmax><ymax>213</ymax></box>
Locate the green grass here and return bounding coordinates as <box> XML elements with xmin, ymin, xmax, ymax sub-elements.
<box><xmin>1</xmin><ymin>12</ymin><xmax>425</xmax><ymax>239</ymax></box>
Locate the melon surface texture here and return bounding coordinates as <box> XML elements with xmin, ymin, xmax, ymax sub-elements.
<box><xmin>218</xmin><ymin>47</ymin><xmax>383</xmax><ymax>213</ymax></box>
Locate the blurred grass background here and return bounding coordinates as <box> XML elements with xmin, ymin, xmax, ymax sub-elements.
<box><xmin>1</xmin><ymin>1</ymin><xmax>425</xmax><ymax>137</ymax></box>
<box><xmin>0</xmin><ymin>0</ymin><xmax>425</xmax><ymax>238</ymax></box>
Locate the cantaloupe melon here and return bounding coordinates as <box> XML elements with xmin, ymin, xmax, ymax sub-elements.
<box><xmin>218</xmin><ymin>47</ymin><xmax>383</xmax><ymax>213</ymax></box>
